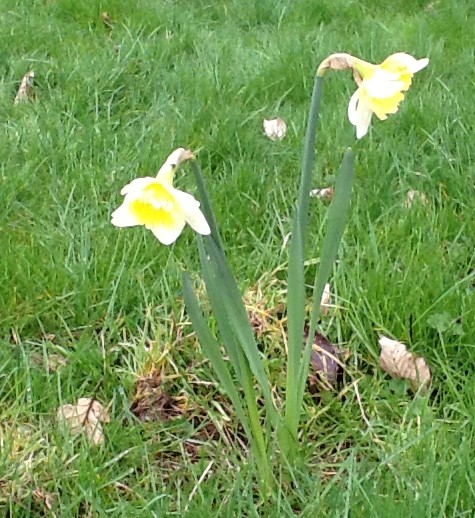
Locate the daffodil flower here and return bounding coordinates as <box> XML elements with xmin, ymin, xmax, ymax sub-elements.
<box><xmin>348</xmin><ymin>53</ymin><xmax>429</xmax><ymax>139</ymax></box>
<box><xmin>111</xmin><ymin>148</ymin><xmax>211</xmax><ymax>245</ymax></box>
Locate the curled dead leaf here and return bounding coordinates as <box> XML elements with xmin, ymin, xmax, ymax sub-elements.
<box><xmin>379</xmin><ymin>336</ymin><xmax>431</xmax><ymax>391</ymax></box>
<box><xmin>57</xmin><ymin>398</ymin><xmax>110</xmax><ymax>446</ymax></box>
<box><xmin>263</xmin><ymin>117</ymin><xmax>287</xmax><ymax>141</ymax></box>
<box><xmin>14</xmin><ymin>71</ymin><xmax>35</xmax><ymax>105</ymax></box>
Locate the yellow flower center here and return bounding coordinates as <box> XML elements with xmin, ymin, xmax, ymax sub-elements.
<box><xmin>129</xmin><ymin>182</ymin><xmax>180</xmax><ymax>227</ymax></box>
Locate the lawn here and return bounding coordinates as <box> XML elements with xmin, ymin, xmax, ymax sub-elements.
<box><xmin>1</xmin><ymin>0</ymin><xmax>475</xmax><ymax>515</ymax></box>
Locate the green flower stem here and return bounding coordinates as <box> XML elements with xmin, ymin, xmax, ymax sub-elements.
<box><xmin>283</xmin><ymin>74</ymin><xmax>325</xmax><ymax>462</ymax></box>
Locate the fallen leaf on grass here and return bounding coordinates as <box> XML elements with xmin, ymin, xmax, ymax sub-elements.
<box><xmin>404</xmin><ymin>190</ymin><xmax>429</xmax><ymax>208</ymax></box>
<box><xmin>379</xmin><ymin>336</ymin><xmax>431</xmax><ymax>391</ymax></box>
<box><xmin>306</xmin><ymin>328</ymin><xmax>346</xmax><ymax>390</ymax></box>
<box><xmin>30</xmin><ymin>351</ymin><xmax>68</xmax><ymax>372</ymax></box>
<box><xmin>310</xmin><ymin>187</ymin><xmax>334</xmax><ymax>200</ymax></box>
<box><xmin>14</xmin><ymin>71</ymin><xmax>35</xmax><ymax>105</ymax></box>
<box><xmin>130</xmin><ymin>368</ymin><xmax>187</xmax><ymax>422</ymax></box>
<box><xmin>33</xmin><ymin>488</ymin><xmax>56</xmax><ymax>514</ymax></box>
<box><xmin>263</xmin><ymin>117</ymin><xmax>287</xmax><ymax>141</ymax></box>
<box><xmin>57</xmin><ymin>398</ymin><xmax>110</xmax><ymax>446</ymax></box>
<box><xmin>320</xmin><ymin>283</ymin><xmax>331</xmax><ymax>316</ymax></box>
<box><xmin>101</xmin><ymin>12</ymin><xmax>114</xmax><ymax>30</ymax></box>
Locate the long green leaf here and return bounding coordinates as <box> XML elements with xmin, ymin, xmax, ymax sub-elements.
<box><xmin>297</xmin><ymin>75</ymin><xmax>325</xmax><ymax>233</ymax></box>
<box><xmin>190</xmin><ymin>161</ymin><xmax>224</xmax><ymax>252</ymax></box>
<box><xmin>182</xmin><ymin>273</ymin><xmax>251</xmax><ymax>439</ymax></box>
<box><xmin>203</xmin><ymin>236</ymin><xmax>279</xmax><ymax>427</ymax></box>
<box><xmin>196</xmin><ymin>237</ymin><xmax>242</xmax><ymax>381</ymax></box>
<box><xmin>283</xmin><ymin>214</ymin><xmax>305</xmax><ymax>443</ymax></box>
<box><xmin>283</xmin><ymin>75</ymin><xmax>325</xmax><ymax>456</ymax></box>
<box><xmin>298</xmin><ymin>148</ymin><xmax>356</xmax><ymax>400</ymax></box>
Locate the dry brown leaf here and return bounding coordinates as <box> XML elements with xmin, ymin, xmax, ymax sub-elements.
<box><xmin>405</xmin><ymin>190</ymin><xmax>429</xmax><ymax>208</ymax></box>
<box><xmin>14</xmin><ymin>71</ymin><xmax>35</xmax><ymax>105</ymax></box>
<box><xmin>379</xmin><ymin>336</ymin><xmax>431</xmax><ymax>391</ymax></box>
<box><xmin>57</xmin><ymin>398</ymin><xmax>110</xmax><ymax>446</ymax></box>
<box><xmin>263</xmin><ymin>117</ymin><xmax>287</xmax><ymax>141</ymax></box>
<box><xmin>310</xmin><ymin>187</ymin><xmax>334</xmax><ymax>200</ymax></box>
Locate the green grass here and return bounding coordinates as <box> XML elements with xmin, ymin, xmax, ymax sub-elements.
<box><xmin>1</xmin><ymin>0</ymin><xmax>475</xmax><ymax>515</ymax></box>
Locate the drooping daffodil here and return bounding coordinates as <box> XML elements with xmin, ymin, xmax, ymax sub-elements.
<box><xmin>111</xmin><ymin>148</ymin><xmax>211</xmax><ymax>245</ymax></box>
<box><xmin>348</xmin><ymin>53</ymin><xmax>429</xmax><ymax>138</ymax></box>
<box><xmin>318</xmin><ymin>52</ymin><xmax>429</xmax><ymax>139</ymax></box>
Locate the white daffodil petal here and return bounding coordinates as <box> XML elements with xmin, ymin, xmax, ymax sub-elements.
<box><xmin>150</xmin><ymin>220</ymin><xmax>186</xmax><ymax>245</ymax></box>
<box><xmin>412</xmin><ymin>58</ymin><xmax>429</xmax><ymax>73</ymax></box>
<box><xmin>364</xmin><ymin>74</ymin><xmax>406</xmax><ymax>98</ymax></box>
<box><xmin>111</xmin><ymin>203</ymin><xmax>141</xmax><ymax>227</ymax></box>
<box><xmin>120</xmin><ymin>177</ymin><xmax>156</xmax><ymax>196</ymax></box>
<box><xmin>173</xmin><ymin>190</ymin><xmax>211</xmax><ymax>235</ymax></box>
<box><xmin>355</xmin><ymin>99</ymin><xmax>373</xmax><ymax>139</ymax></box>
<box><xmin>348</xmin><ymin>89</ymin><xmax>373</xmax><ymax>138</ymax></box>
<box><xmin>184</xmin><ymin>205</ymin><xmax>211</xmax><ymax>235</ymax></box>
<box><xmin>386</xmin><ymin>53</ymin><xmax>429</xmax><ymax>74</ymax></box>
<box><xmin>347</xmin><ymin>89</ymin><xmax>361</xmax><ymax>125</ymax></box>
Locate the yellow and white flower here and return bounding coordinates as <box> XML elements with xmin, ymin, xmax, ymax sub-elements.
<box><xmin>348</xmin><ymin>53</ymin><xmax>429</xmax><ymax>138</ymax></box>
<box><xmin>111</xmin><ymin>148</ymin><xmax>211</xmax><ymax>245</ymax></box>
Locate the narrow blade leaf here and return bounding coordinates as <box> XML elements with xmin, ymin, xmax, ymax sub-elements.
<box><xmin>182</xmin><ymin>273</ymin><xmax>251</xmax><ymax>437</ymax></box>
<box><xmin>190</xmin><ymin>161</ymin><xmax>224</xmax><ymax>252</ymax></box>
<box><xmin>299</xmin><ymin>148</ymin><xmax>356</xmax><ymax>395</ymax></box>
